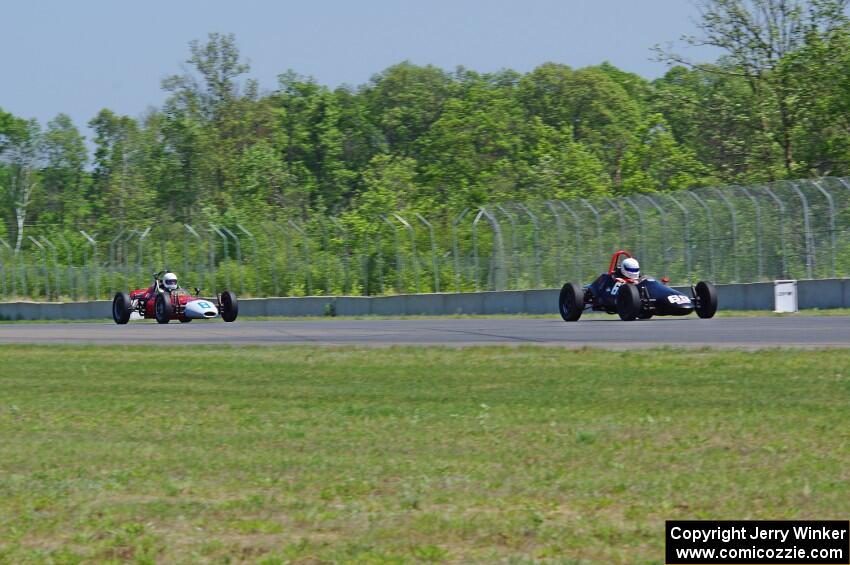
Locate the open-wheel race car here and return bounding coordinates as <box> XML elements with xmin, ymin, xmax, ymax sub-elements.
<box><xmin>112</xmin><ymin>271</ymin><xmax>238</xmax><ymax>324</ymax></box>
<box><xmin>558</xmin><ymin>250</ymin><xmax>717</xmax><ymax>322</ymax></box>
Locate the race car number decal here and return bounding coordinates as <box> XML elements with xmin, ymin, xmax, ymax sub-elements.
<box><xmin>610</xmin><ymin>282</ymin><xmax>623</xmax><ymax>295</ymax></box>
<box><xmin>196</xmin><ymin>301</ymin><xmax>212</xmax><ymax>309</ymax></box>
<box><xmin>667</xmin><ymin>295</ymin><xmax>691</xmax><ymax>305</ymax></box>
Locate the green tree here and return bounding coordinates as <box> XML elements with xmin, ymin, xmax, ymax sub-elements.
<box><xmin>88</xmin><ymin>109</ymin><xmax>144</xmax><ymax>226</ymax></box>
<box><xmin>418</xmin><ymin>75</ymin><xmax>528</xmax><ymax>211</ymax></box>
<box><xmin>620</xmin><ymin>115</ymin><xmax>714</xmax><ymax>193</ymax></box>
<box><xmin>362</xmin><ymin>62</ymin><xmax>451</xmax><ymax>157</ymax></box>
<box><xmin>40</xmin><ymin>114</ymin><xmax>88</xmax><ymax>224</ymax></box>
<box><xmin>658</xmin><ymin>0</ymin><xmax>850</xmax><ymax>175</ymax></box>
<box><xmin>0</xmin><ymin>111</ymin><xmax>41</xmax><ymax>251</ymax></box>
<box><xmin>519</xmin><ymin>65</ymin><xmax>642</xmax><ymax>187</ymax></box>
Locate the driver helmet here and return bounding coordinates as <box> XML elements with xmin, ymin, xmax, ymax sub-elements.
<box><xmin>163</xmin><ymin>272</ymin><xmax>178</xmax><ymax>291</ymax></box>
<box><xmin>620</xmin><ymin>258</ymin><xmax>640</xmax><ymax>280</ymax></box>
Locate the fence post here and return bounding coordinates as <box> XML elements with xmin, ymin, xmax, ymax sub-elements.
<box><xmin>28</xmin><ymin>236</ymin><xmax>50</xmax><ymax>299</ymax></box>
<box><xmin>788</xmin><ymin>181</ymin><xmax>814</xmax><ymax>279</ymax></box>
<box><xmin>665</xmin><ymin>193</ymin><xmax>691</xmax><ymax>284</ymax></box>
<box><xmin>811</xmin><ymin>179</ymin><xmax>837</xmax><ymax>278</ymax></box>
<box><xmin>122</xmin><ymin>230</ymin><xmax>140</xmax><ymax>294</ymax></box>
<box><xmin>259</xmin><ymin>224</ymin><xmax>279</xmax><ymax>296</ymax></box>
<box><xmin>622</xmin><ymin>197</ymin><xmax>645</xmax><ymax>263</ymax></box>
<box><xmin>471</xmin><ymin>210</ymin><xmax>485</xmax><ymax>291</ymax></box>
<box><xmin>359</xmin><ymin>231</ymin><xmax>370</xmax><ymax>297</ymax></box>
<box><xmin>108</xmin><ymin>228</ymin><xmax>125</xmax><ymax>295</ymax></box>
<box><xmin>393</xmin><ymin>213</ymin><xmax>419</xmax><ymax>294</ymax></box>
<box><xmin>80</xmin><ymin>230</ymin><xmax>99</xmax><ymax>300</ymax></box>
<box><xmin>108</xmin><ymin>229</ymin><xmax>125</xmax><ymax>268</ymax></box>
<box><xmin>209</xmin><ymin>224</ymin><xmax>230</xmax><ymax>291</ymax></box>
<box><xmin>739</xmin><ymin>187</ymin><xmax>764</xmax><ymax>280</ymax></box>
<box><xmin>759</xmin><ymin>185</ymin><xmax>788</xmax><ymax>279</ymax></box>
<box><xmin>374</xmin><ymin>230</ymin><xmax>383</xmax><ymax>295</ymax></box>
<box><xmin>414</xmin><ymin>213</ymin><xmax>440</xmax><ymax>293</ymax></box>
<box><xmin>515</xmin><ymin>204</ymin><xmax>542</xmax><ymax>288</ymax></box>
<box><xmin>604</xmin><ymin>197</ymin><xmax>626</xmax><ymax>249</ymax></box>
<box><xmin>0</xmin><ymin>238</ymin><xmax>9</xmax><ymax>298</ymax></box>
<box><xmin>220</xmin><ymin>227</ymin><xmax>243</xmax><ymax>295</ymax></box>
<box><xmin>711</xmin><ymin>188</ymin><xmax>739</xmax><ymax>282</ymax></box>
<box><xmin>56</xmin><ymin>233</ymin><xmax>75</xmax><ymax>299</ymax></box>
<box><xmin>40</xmin><ymin>236</ymin><xmax>61</xmax><ymax>299</ymax></box>
<box><xmin>451</xmin><ymin>208</ymin><xmax>470</xmax><ymax>293</ymax></box>
<box><xmin>16</xmin><ymin>245</ymin><xmax>27</xmax><ymax>298</ymax></box>
<box><xmin>560</xmin><ymin>201</ymin><xmax>585</xmax><ymax>282</ymax></box>
<box><xmin>184</xmin><ymin>224</ymin><xmax>206</xmax><ymax>292</ymax></box>
<box><xmin>640</xmin><ymin>195</ymin><xmax>669</xmax><ymax>276</ymax></box>
<box><xmin>137</xmin><ymin>227</ymin><xmax>151</xmax><ymax>284</ymax></box>
<box><xmin>581</xmin><ymin>199</ymin><xmax>604</xmax><ymax>265</ymax></box>
<box><xmin>382</xmin><ymin>216</ymin><xmax>403</xmax><ymax>293</ymax></box>
<box><xmin>546</xmin><ymin>201</ymin><xmax>566</xmax><ymax>282</ymax></box>
<box><xmin>482</xmin><ymin>208</ymin><xmax>507</xmax><ymax>291</ymax></box>
<box><xmin>236</xmin><ymin>224</ymin><xmax>260</xmax><ymax>296</ymax></box>
<box><xmin>327</xmin><ymin>218</ymin><xmax>350</xmax><ymax>294</ymax></box>
<box><xmin>494</xmin><ymin>205</ymin><xmax>519</xmax><ymax>289</ymax></box>
<box><xmin>287</xmin><ymin>220</ymin><xmax>312</xmax><ymax>296</ymax></box>
<box><xmin>471</xmin><ymin>208</ymin><xmax>506</xmax><ymax>291</ymax></box>
<box><xmin>686</xmin><ymin>191</ymin><xmax>716</xmax><ymax>282</ymax></box>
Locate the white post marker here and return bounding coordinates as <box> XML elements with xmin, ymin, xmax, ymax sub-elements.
<box><xmin>774</xmin><ymin>279</ymin><xmax>798</xmax><ymax>313</ymax></box>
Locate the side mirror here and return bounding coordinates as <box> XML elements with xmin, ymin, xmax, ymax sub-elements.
<box><xmin>661</xmin><ymin>277</ymin><xmax>670</xmax><ymax>284</ymax></box>
<box><xmin>194</xmin><ymin>287</ymin><xmax>201</xmax><ymax>296</ymax></box>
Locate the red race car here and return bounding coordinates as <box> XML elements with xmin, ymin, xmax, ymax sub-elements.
<box><xmin>112</xmin><ymin>271</ymin><xmax>238</xmax><ymax>324</ymax></box>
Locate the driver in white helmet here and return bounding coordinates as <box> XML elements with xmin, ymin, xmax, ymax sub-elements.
<box><xmin>616</xmin><ymin>257</ymin><xmax>641</xmax><ymax>282</ymax></box>
<box><xmin>162</xmin><ymin>272</ymin><xmax>179</xmax><ymax>292</ymax></box>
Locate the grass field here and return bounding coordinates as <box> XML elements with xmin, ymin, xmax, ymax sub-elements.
<box><xmin>1</xmin><ymin>346</ymin><xmax>848</xmax><ymax>564</ymax></box>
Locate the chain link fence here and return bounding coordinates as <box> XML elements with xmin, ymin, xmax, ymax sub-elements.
<box><xmin>2</xmin><ymin>177</ymin><xmax>850</xmax><ymax>301</ymax></box>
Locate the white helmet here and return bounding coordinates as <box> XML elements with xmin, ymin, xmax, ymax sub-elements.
<box><xmin>621</xmin><ymin>258</ymin><xmax>640</xmax><ymax>280</ymax></box>
<box><xmin>163</xmin><ymin>272</ymin><xmax>178</xmax><ymax>291</ymax></box>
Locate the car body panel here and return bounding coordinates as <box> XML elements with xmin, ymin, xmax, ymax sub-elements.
<box><xmin>126</xmin><ymin>277</ymin><xmax>225</xmax><ymax>322</ymax></box>
<box><xmin>586</xmin><ymin>273</ymin><xmax>695</xmax><ymax>316</ymax></box>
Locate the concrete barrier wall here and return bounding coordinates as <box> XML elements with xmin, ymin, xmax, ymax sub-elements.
<box><xmin>2</xmin><ymin>279</ymin><xmax>849</xmax><ymax>321</ymax></box>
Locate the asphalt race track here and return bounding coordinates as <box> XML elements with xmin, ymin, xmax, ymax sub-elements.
<box><xmin>0</xmin><ymin>316</ymin><xmax>849</xmax><ymax>348</ymax></box>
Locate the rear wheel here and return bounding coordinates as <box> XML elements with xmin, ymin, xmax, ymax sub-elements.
<box><xmin>558</xmin><ymin>282</ymin><xmax>584</xmax><ymax>322</ymax></box>
<box><xmin>155</xmin><ymin>292</ymin><xmax>173</xmax><ymax>324</ymax></box>
<box><xmin>112</xmin><ymin>292</ymin><xmax>131</xmax><ymax>325</ymax></box>
<box><xmin>694</xmin><ymin>281</ymin><xmax>718</xmax><ymax>319</ymax></box>
<box><xmin>220</xmin><ymin>290</ymin><xmax>238</xmax><ymax>322</ymax></box>
<box><xmin>616</xmin><ymin>284</ymin><xmax>641</xmax><ymax>321</ymax></box>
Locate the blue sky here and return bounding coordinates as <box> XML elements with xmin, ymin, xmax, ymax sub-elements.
<box><xmin>2</xmin><ymin>0</ymin><xmax>718</xmax><ymax>133</ymax></box>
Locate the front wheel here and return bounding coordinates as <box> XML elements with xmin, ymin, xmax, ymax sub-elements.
<box><xmin>155</xmin><ymin>292</ymin><xmax>173</xmax><ymax>324</ymax></box>
<box><xmin>616</xmin><ymin>284</ymin><xmax>641</xmax><ymax>321</ymax></box>
<box><xmin>694</xmin><ymin>281</ymin><xmax>718</xmax><ymax>319</ymax></box>
<box><xmin>112</xmin><ymin>292</ymin><xmax>131</xmax><ymax>324</ymax></box>
<box><xmin>220</xmin><ymin>290</ymin><xmax>238</xmax><ymax>322</ymax></box>
<box><xmin>558</xmin><ymin>282</ymin><xmax>584</xmax><ymax>322</ymax></box>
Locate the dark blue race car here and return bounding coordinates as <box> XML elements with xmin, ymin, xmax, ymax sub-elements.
<box><xmin>559</xmin><ymin>250</ymin><xmax>718</xmax><ymax>322</ymax></box>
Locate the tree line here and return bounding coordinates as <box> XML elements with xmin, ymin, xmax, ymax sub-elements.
<box><xmin>2</xmin><ymin>0</ymin><xmax>850</xmax><ymax>250</ymax></box>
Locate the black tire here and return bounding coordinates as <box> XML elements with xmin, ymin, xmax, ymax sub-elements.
<box><xmin>637</xmin><ymin>311</ymin><xmax>654</xmax><ymax>320</ymax></box>
<box><xmin>112</xmin><ymin>292</ymin><xmax>131</xmax><ymax>325</ymax></box>
<box><xmin>220</xmin><ymin>290</ymin><xmax>238</xmax><ymax>322</ymax></box>
<box><xmin>558</xmin><ymin>282</ymin><xmax>584</xmax><ymax>322</ymax></box>
<box><xmin>180</xmin><ymin>318</ymin><xmax>192</xmax><ymax>324</ymax></box>
<box><xmin>155</xmin><ymin>292</ymin><xmax>173</xmax><ymax>324</ymax></box>
<box><xmin>694</xmin><ymin>281</ymin><xmax>718</xmax><ymax>319</ymax></box>
<box><xmin>616</xmin><ymin>284</ymin><xmax>641</xmax><ymax>321</ymax></box>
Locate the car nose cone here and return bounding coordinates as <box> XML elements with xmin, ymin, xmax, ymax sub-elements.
<box><xmin>184</xmin><ymin>300</ymin><xmax>219</xmax><ymax>319</ymax></box>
